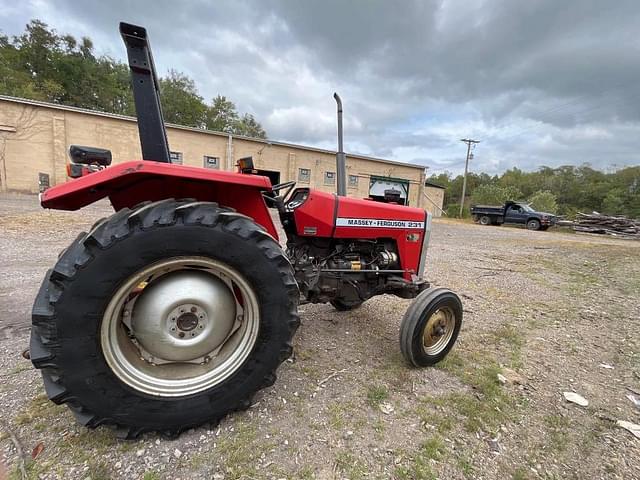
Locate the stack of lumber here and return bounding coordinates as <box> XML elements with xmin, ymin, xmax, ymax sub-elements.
<box><xmin>573</xmin><ymin>212</ymin><xmax>640</xmax><ymax>239</ymax></box>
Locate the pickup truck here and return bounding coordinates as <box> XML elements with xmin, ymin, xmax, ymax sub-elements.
<box><xmin>470</xmin><ymin>201</ymin><xmax>556</xmax><ymax>231</ymax></box>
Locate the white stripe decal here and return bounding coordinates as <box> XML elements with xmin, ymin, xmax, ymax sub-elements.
<box><xmin>336</xmin><ymin>217</ymin><xmax>425</xmax><ymax>229</ymax></box>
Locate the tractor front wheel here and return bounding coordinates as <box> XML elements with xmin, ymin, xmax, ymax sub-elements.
<box><xmin>30</xmin><ymin>199</ymin><xmax>299</xmax><ymax>438</ymax></box>
<box><xmin>399</xmin><ymin>287</ymin><xmax>462</xmax><ymax>367</ymax></box>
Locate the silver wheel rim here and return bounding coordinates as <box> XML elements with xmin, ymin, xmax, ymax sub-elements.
<box><xmin>101</xmin><ymin>257</ymin><xmax>259</xmax><ymax>397</ymax></box>
<box><xmin>422</xmin><ymin>306</ymin><xmax>455</xmax><ymax>356</ymax></box>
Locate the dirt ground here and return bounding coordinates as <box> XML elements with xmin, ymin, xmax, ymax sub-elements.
<box><xmin>0</xmin><ymin>193</ymin><xmax>639</xmax><ymax>480</ymax></box>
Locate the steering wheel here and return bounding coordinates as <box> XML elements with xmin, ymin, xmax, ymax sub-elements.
<box><xmin>270</xmin><ymin>180</ymin><xmax>297</xmax><ymax>198</ymax></box>
<box><xmin>262</xmin><ymin>180</ymin><xmax>297</xmax><ymax>208</ymax></box>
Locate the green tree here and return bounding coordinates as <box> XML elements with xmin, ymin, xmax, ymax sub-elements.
<box><xmin>470</xmin><ymin>184</ymin><xmax>522</xmax><ymax>206</ymax></box>
<box><xmin>234</xmin><ymin>113</ymin><xmax>267</xmax><ymax>139</ymax></box>
<box><xmin>0</xmin><ymin>20</ymin><xmax>267</xmax><ymax>136</ymax></box>
<box><xmin>528</xmin><ymin>190</ymin><xmax>558</xmax><ymax>214</ymax></box>
<box><xmin>601</xmin><ymin>188</ymin><xmax>627</xmax><ymax>215</ymax></box>
<box><xmin>159</xmin><ymin>70</ymin><xmax>207</xmax><ymax>127</ymax></box>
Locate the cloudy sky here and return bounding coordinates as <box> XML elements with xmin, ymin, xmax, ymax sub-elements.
<box><xmin>2</xmin><ymin>0</ymin><xmax>640</xmax><ymax>175</ymax></box>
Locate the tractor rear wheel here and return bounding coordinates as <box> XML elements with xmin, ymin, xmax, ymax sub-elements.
<box><xmin>30</xmin><ymin>199</ymin><xmax>299</xmax><ymax>438</ymax></box>
<box><xmin>399</xmin><ymin>287</ymin><xmax>462</xmax><ymax>367</ymax></box>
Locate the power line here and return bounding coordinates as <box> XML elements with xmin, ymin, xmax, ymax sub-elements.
<box><xmin>459</xmin><ymin>138</ymin><xmax>480</xmax><ymax>217</ymax></box>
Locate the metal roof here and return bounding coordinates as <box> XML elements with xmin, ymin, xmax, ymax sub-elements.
<box><xmin>424</xmin><ymin>180</ymin><xmax>446</xmax><ymax>189</ymax></box>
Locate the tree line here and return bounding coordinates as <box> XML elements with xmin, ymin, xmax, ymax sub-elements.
<box><xmin>0</xmin><ymin>20</ymin><xmax>266</xmax><ymax>138</ymax></box>
<box><xmin>429</xmin><ymin>164</ymin><xmax>640</xmax><ymax>219</ymax></box>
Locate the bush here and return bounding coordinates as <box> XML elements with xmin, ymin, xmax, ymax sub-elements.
<box><xmin>528</xmin><ymin>190</ymin><xmax>558</xmax><ymax>214</ymax></box>
<box><xmin>446</xmin><ymin>204</ymin><xmax>470</xmax><ymax>218</ymax></box>
<box><xmin>470</xmin><ymin>184</ymin><xmax>522</xmax><ymax>206</ymax></box>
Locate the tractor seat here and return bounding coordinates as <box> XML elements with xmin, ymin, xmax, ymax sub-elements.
<box><xmin>69</xmin><ymin>145</ymin><xmax>112</xmax><ymax>167</ymax></box>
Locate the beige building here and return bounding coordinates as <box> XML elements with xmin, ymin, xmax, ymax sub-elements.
<box><xmin>0</xmin><ymin>95</ymin><xmax>443</xmax><ymax>214</ymax></box>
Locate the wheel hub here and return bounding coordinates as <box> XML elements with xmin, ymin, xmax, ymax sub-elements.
<box><xmin>130</xmin><ymin>270</ymin><xmax>237</xmax><ymax>362</ymax></box>
<box><xmin>422</xmin><ymin>308</ymin><xmax>454</xmax><ymax>355</ymax></box>
<box><xmin>176</xmin><ymin>311</ymin><xmax>199</xmax><ymax>331</ymax></box>
<box><xmin>101</xmin><ymin>257</ymin><xmax>260</xmax><ymax>397</ymax></box>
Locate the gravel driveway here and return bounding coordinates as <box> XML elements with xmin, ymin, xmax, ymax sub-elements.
<box><xmin>1</xmin><ymin>193</ymin><xmax>639</xmax><ymax>479</ymax></box>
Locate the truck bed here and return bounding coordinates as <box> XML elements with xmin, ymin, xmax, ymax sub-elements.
<box><xmin>470</xmin><ymin>205</ymin><xmax>505</xmax><ymax>215</ymax></box>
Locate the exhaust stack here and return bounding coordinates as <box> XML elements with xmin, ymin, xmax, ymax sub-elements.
<box><xmin>120</xmin><ymin>22</ymin><xmax>171</xmax><ymax>163</ymax></box>
<box><xmin>334</xmin><ymin>93</ymin><xmax>347</xmax><ymax>196</ymax></box>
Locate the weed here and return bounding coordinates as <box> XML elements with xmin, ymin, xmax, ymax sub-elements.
<box><xmin>14</xmin><ymin>393</ymin><xmax>65</xmax><ymax>426</ymax></box>
<box><xmin>420</xmin><ymin>437</ymin><xmax>445</xmax><ymax>460</ymax></box>
<box><xmin>433</xmin><ymin>357</ymin><xmax>517</xmax><ymax>433</ymax></box>
<box><xmin>394</xmin><ymin>453</ymin><xmax>436</xmax><ymax>480</ymax></box>
<box><xmin>335</xmin><ymin>450</ymin><xmax>367</xmax><ymax>480</ymax></box>
<box><xmin>456</xmin><ymin>454</ymin><xmax>475</xmax><ymax>477</ymax></box>
<box><xmin>512</xmin><ymin>466</ymin><xmax>531</xmax><ymax>480</ymax></box>
<box><xmin>544</xmin><ymin>414</ymin><xmax>570</xmax><ymax>452</ymax></box>
<box><xmin>366</xmin><ymin>384</ymin><xmax>389</xmax><ymax>407</ymax></box>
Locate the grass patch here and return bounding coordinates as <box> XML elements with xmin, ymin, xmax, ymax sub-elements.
<box><xmin>434</xmin><ymin>353</ymin><xmax>518</xmax><ymax>433</ymax></box>
<box><xmin>14</xmin><ymin>393</ymin><xmax>66</xmax><ymax>426</ymax></box>
<box><xmin>188</xmin><ymin>421</ymin><xmax>271</xmax><ymax>478</ymax></box>
<box><xmin>491</xmin><ymin>324</ymin><xmax>525</xmax><ymax>368</ymax></box>
<box><xmin>512</xmin><ymin>466</ymin><xmax>531</xmax><ymax>480</ymax></box>
<box><xmin>420</xmin><ymin>437</ymin><xmax>445</xmax><ymax>461</ymax></box>
<box><xmin>366</xmin><ymin>384</ymin><xmax>389</xmax><ymax>407</ymax></box>
<box><xmin>335</xmin><ymin>450</ymin><xmax>368</xmax><ymax>480</ymax></box>
<box><xmin>456</xmin><ymin>454</ymin><xmax>475</xmax><ymax>477</ymax></box>
<box><xmin>544</xmin><ymin>414</ymin><xmax>570</xmax><ymax>452</ymax></box>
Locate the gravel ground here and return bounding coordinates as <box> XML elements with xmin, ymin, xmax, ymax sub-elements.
<box><xmin>0</xmin><ymin>193</ymin><xmax>639</xmax><ymax>480</ymax></box>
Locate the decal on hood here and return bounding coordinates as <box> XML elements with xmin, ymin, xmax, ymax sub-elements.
<box><xmin>336</xmin><ymin>217</ymin><xmax>424</xmax><ymax>229</ymax></box>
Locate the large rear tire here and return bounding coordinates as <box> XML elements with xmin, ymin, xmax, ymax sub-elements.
<box><xmin>479</xmin><ymin>215</ymin><xmax>491</xmax><ymax>226</ymax></box>
<box><xmin>30</xmin><ymin>199</ymin><xmax>299</xmax><ymax>438</ymax></box>
<box><xmin>399</xmin><ymin>287</ymin><xmax>462</xmax><ymax>367</ymax></box>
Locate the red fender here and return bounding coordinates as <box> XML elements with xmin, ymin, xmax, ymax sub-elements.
<box><xmin>41</xmin><ymin>161</ymin><xmax>279</xmax><ymax>239</ymax></box>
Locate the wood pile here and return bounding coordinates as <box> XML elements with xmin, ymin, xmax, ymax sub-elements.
<box><xmin>571</xmin><ymin>212</ymin><xmax>640</xmax><ymax>239</ymax></box>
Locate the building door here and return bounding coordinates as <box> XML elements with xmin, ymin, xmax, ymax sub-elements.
<box><xmin>369</xmin><ymin>176</ymin><xmax>409</xmax><ymax>205</ymax></box>
<box><xmin>256</xmin><ymin>169</ymin><xmax>281</xmax><ymax>186</ymax></box>
<box><xmin>256</xmin><ymin>169</ymin><xmax>281</xmax><ymax>199</ymax></box>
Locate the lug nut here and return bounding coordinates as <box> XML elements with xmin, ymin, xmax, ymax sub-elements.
<box><xmin>178</xmin><ymin>332</ymin><xmax>185</xmax><ymax>338</ymax></box>
<box><xmin>191</xmin><ymin>306</ymin><xmax>197</xmax><ymax>313</ymax></box>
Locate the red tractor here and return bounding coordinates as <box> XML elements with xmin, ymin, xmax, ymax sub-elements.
<box><xmin>29</xmin><ymin>23</ymin><xmax>462</xmax><ymax>438</ymax></box>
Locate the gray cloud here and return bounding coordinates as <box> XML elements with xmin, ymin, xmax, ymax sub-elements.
<box><xmin>2</xmin><ymin>0</ymin><xmax>639</xmax><ymax>174</ymax></box>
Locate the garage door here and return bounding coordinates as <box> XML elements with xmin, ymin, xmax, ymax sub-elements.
<box><xmin>369</xmin><ymin>176</ymin><xmax>409</xmax><ymax>205</ymax></box>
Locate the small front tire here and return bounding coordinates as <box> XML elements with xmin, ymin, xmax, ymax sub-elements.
<box><xmin>399</xmin><ymin>288</ymin><xmax>462</xmax><ymax>367</ymax></box>
<box><xmin>526</xmin><ymin>219</ymin><xmax>541</xmax><ymax>230</ymax></box>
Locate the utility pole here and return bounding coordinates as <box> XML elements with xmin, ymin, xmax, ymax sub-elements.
<box><xmin>459</xmin><ymin>138</ymin><xmax>480</xmax><ymax>217</ymax></box>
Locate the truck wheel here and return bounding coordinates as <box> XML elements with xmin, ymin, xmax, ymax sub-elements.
<box><xmin>526</xmin><ymin>219</ymin><xmax>541</xmax><ymax>230</ymax></box>
<box><xmin>30</xmin><ymin>199</ymin><xmax>299</xmax><ymax>438</ymax></box>
<box><xmin>330</xmin><ymin>298</ymin><xmax>364</xmax><ymax>311</ymax></box>
<box><xmin>399</xmin><ymin>288</ymin><xmax>462</xmax><ymax>367</ymax></box>
<box><xmin>479</xmin><ymin>215</ymin><xmax>491</xmax><ymax>225</ymax></box>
